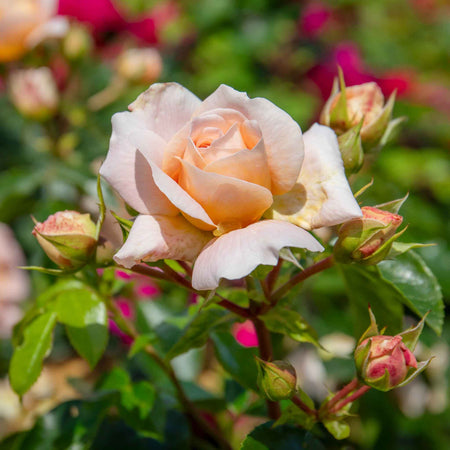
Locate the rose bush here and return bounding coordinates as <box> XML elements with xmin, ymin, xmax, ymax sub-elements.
<box><xmin>0</xmin><ymin>0</ymin><xmax>68</xmax><ymax>63</ymax></box>
<box><xmin>100</xmin><ymin>83</ymin><xmax>361</xmax><ymax>290</ymax></box>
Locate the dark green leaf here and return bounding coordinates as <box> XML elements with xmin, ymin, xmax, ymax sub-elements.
<box><xmin>211</xmin><ymin>331</ymin><xmax>258</xmax><ymax>391</ymax></box>
<box><xmin>166</xmin><ymin>306</ymin><xmax>229</xmax><ymax>360</ymax></box>
<box><xmin>339</xmin><ymin>264</ymin><xmax>404</xmax><ymax>336</ymax></box>
<box><xmin>241</xmin><ymin>421</ymin><xmax>325</xmax><ymax>450</ymax></box>
<box><xmin>261</xmin><ymin>307</ymin><xmax>321</xmax><ymax>348</ymax></box>
<box><xmin>56</xmin><ymin>289</ymin><xmax>108</xmax><ymax>368</ymax></box>
<box><xmin>9</xmin><ymin>312</ymin><xmax>57</xmax><ymax>395</ymax></box>
<box><xmin>379</xmin><ymin>252</ymin><xmax>444</xmax><ymax>334</ymax></box>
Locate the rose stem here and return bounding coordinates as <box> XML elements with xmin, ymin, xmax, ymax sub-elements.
<box><xmin>328</xmin><ymin>385</ymin><xmax>371</xmax><ymax>414</ymax></box>
<box><xmin>252</xmin><ymin>316</ymin><xmax>281</xmax><ymax>420</ymax></box>
<box><xmin>321</xmin><ymin>378</ymin><xmax>359</xmax><ymax>413</ymax></box>
<box><xmin>105</xmin><ymin>296</ymin><xmax>232</xmax><ymax>450</ymax></box>
<box><xmin>272</xmin><ymin>256</ymin><xmax>334</xmax><ymax>302</ymax></box>
<box><xmin>176</xmin><ymin>260</ymin><xmax>193</xmax><ymax>278</ymax></box>
<box><xmin>266</xmin><ymin>259</ymin><xmax>283</xmax><ymax>293</ymax></box>
<box><xmin>291</xmin><ymin>395</ymin><xmax>318</xmax><ymax>419</ymax></box>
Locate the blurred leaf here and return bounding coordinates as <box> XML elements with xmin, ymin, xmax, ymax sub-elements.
<box><xmin>274</xmin><ymin>404</ymin><xmax>315</xmax><ymax>430</ymax></box>
<box><xmin>322</xmin><ymin>418</ymin><xmax>350</xmax><ymax>440</ymax></box>
<box><xmin>211</xmin><ymin>331</ymin><xmax>258</xmax><ymax>391</ymax></box>
<box><xmin>9</xmin><ymin>311</ymin><xmax>57</xmax><ymax>396</ymax></box>
<box><xmin>379</xmin><ymin>252</ymin><xmax>444</xmax><ymax>334</ymax></box>
<box><xmin>339</xmin><ymin>264</ymin><xmax>404</xmax><ymax>336</ymax></box>
<box><xmin>166</xmin><ymin>306</ymin><xmax>230</xmax><ymax>360</ymax></box>
<box><xmin>56</xmin><ymin>289</ymin><xmax>108</xmax><ymax>368</ymax></box>
<box><xmin>241</xmin><ymin>421</ymin><xmax>325</xmax><ymax>450</ymax></box>
<box><xmin>261</xmin><ymin>307</ymin><xmax>321</xmax><ymax>348</ymax></box>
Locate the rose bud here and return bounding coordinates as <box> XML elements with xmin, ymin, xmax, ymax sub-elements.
<box><xmin>334</xmin><ymin>206</ymin><xmax>403</xmax><ymax>265</ymax></box>
<box><xmin>116</xmin><ymin>48</ymin><xmax>163</xmax><ymax>85</ymax></box>
<box><xmin>256</xmin><ymin>358</ymin><xmax>297</xmax><ymax>401</ymax></box>
<box><xmin>319</xmin><ymin>69</ymin><xmax>399</xmax><ymax>149</ymax></box>
<box><xmin>32</xmin><ymin>211</ymin><xmax>97</xmax><ymax>269</ymax></box>
<box><xmin>8</xmin><ymin>67</ymin><xmax>59</xmax><ymax>121</ymax></box>
<box><xmin>62</xmin><ymin>24</ymin><xmax>92</xmax><ymax>61</ymax></box>
<box><xmin>337</xmin><ymin>119</ymin><xmax>364</xmax><ymax>174</ymax></box>
<box><xmin>354</xmin><ymin>309</ymin><xmax>431</xmax><ymax>391</ymax></box>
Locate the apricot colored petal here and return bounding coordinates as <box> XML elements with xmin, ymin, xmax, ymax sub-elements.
<box><xmin>200</xmin><ymin>123</ymin><xmax>245</xmax><ymax>164</ymax></box>
<box><xmin>129</xmin><ymin>82</ymin><xmax>201</xmax><ymax>141</ymax></box>
<box><xmin>26</xmin><ymin>16</ymin><xmax>69</xmax><ymax>47</ymax></box>
<box><xmin>100</xmin><ymin>112</ymin><xmax>177</xmax><ymax>216</ymax></box>
<box><xmin>142</xmin><ymin>154</ymin><xmax>216</xmax><ymax>230</ymax></box>
<box><xmin>195</xmin><ymin>85</ymin><xmax>303</xmax><ymax>195</ymax></box>
<box><xmin>270</xmin><ymin>124</ymin><xmax>361</xmax><ymax>229</ymax></box>
<box><xmin>114</xmin><ymin>215</ymin><xmax>212</xmax><ymax>268</ymax></box>
<box><xmin>178</xmin><ymin>159</ymin><xmax>273</xmax><ymax>228</ymax></box>
<box><xmin>204</xmin><ymin>139</ymin><xmax>271</xmax><ymax>190</ymax></box>
<box><xmin>192</xmin><ymin>220</ymin><xmax>323</xmax><ymax>290</ymax></box>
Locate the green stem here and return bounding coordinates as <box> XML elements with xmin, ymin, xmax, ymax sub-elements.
<box><xmin>252</xmin><ymin>316</ymin><xmax>281</xmax><ymax>420</ymax></box>
<box><xmin>291</xmin><ymin>395</ymin><xmax>318</xmax><ymax>419</ymax></box>
<box><xmin>272</xmin><ymin>256</ymin><xmax>334</xmax><ymax>302</ymax></box>
<box><xmin>105</xmin><ymin>296</ymin><xmax>231</xmax><ymax>450</ymax></box>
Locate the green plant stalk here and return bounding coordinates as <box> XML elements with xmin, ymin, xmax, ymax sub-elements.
<box><xmin>104</xmin><ymin>296</ymin><xmax>232</xmax><ymax>450</ymax></box>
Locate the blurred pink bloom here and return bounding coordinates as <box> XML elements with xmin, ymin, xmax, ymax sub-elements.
<box><xmin>108</xmin><ymin>297</ymin><xmax>134</xmax><ymax>345</ymax></box>
<box><xmin>115</xmin><ymin>269</ymin><xmax>132</xmax><ymax>280</ymax></box>
<box><xmin>58</xmin><ymin>0</ymin><xmax>177</xmax><ymax>44</ymax></box>
<box><xmin>232</xmin><ymin>320</ymin><xmax>258</xmax><ymax>348</ymax></box>
<box><xmin>308</xmin><ymin>43</ymin><xmax>412</xmax><ymax>99</ymax></box>
<box><xmin>300</xmin><ymin>2</ymin><xmax>331</xmax><ymax>38</ymax></box>
<box><xmin>136</xmin><ymin>282</ymin><xmax>159</xmax><ymax>298</ymax></box>
<box><xmin>0</xmin><ymin>224</ymin><xmax>29</xmax><ymax>339</ymax></box>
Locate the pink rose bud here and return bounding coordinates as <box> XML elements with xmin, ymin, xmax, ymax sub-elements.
<box><xmin>32</xmin><ymin>210</ymin><xmax>97</xmax><ymax>269</ymax></box>
<box><xmin>334</xmin><ymin>206</ymin><xmax>403</xmax><ymax>265</ymax></box>
<box><xmin>355</xmin><ymin>335</ymin><xmax>417</xmax><ymax>390</ymax></box>
<box><xmin>354</xmin><ymin>308</ymin><xmax>431</xmax><ymax>392</ymax></box>
<box><xmin>320</xmin><ymin>70</ymin><xmax>399</xmax><ymax>149</ymax></box>
<box><xmin>256</xmin><ymin>358</ymin><xmax>297</xmax><ymax>401</ymax></box>
<box><xmin>8</xmin><ymin>67</ymin><xmax>59</xmax><ymax>121</ymax></box>
<box><xmin>116</xmin><ymin>48</ymin><xmax>163</xmax><ymax>85</ymax></box>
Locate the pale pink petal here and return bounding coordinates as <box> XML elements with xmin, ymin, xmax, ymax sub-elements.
<box><xmin>143</xmin><ymin>154</ymin><xmax>216</xmax><ymax>230</ymax></box>
<box><xmin>270</xmin><ymin>124</ymin><xmax>362</xmax><ymax>229</ymax></box>
<box><xmin>26</xmin><ymin>17</ymin><xmax>69</xmax><ymax>47</ymax></box>
<box><xmin>184</xmin><ymin>138</ymin><xmax>206</xmax><ymax>169</ymax></box>
<box><xmin>192</xmin><ymin>220</ymin><xmax>323</xmax><ymax>290</ymax></box>
<box><xmin>100</xmin><ymin>112</ymin><xmax>177</xmax><ymax>216</ymax></box>
<box><xmin>195</xmin><ymin>85</ymin><xmax>304</xmax><ymax>195</ymax></box>
<box><xmin>129</xmin><ymin>83</ymin><xmax>201</xmax><ymax>141</ymax></box>
<box><xmin>178</xmin><ymin>159</ymin><xmax>273</xmax><ymax>229</ymax></box>
<box><xmin>114</xmin><ymin>214</ymin><xmax>213</xmax><ymax>268</ymax></box>
<box><xmin>204</xmin><ymin>139</ymin><xmax>271</xmax><ymax>190</ymax></box>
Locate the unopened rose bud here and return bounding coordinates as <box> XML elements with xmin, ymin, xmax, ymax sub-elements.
<box><xmin>256</xmin><ymin>358</ymin><xmax>297</xmax><ymax>401</ymax></box>
<box><xmin>8</xmin><ymin>67</ymin><xmax>59</xmax><ymax>121</ymax></box>
<box><xmin>320</xmin><ymin>70</ymin><xmax>398</xmax><ymax>149</ymax></box>
<box><xmin>116</xmin><ymin>48</ymin><xmax>163</xmax><ymax>85</ymax></box>
<box><xmin>62</xmin><ymin>24</ymin><xmax>92</xmax><ymax>60</ymax></box>
<box><xmin>354</xmin><ymin>308</ymin><xmax>431</xmax><ymax>391</ymax></box>
<box><xmin>337</xmin><ymin>119</ymin><xmax>364</xmax><ymax>174</ymax></box>
<box><xmin>32</xmin><ymin>211</ymin><xmax>97</xmax><ymax>269</ymax></box>
<box><xmin>355</xmin><ymin>335</ymin><xmax>417</xmax><ymax>390</ymax></box>
<box><xmin>334</xmin><ymin>206</ymin><xmax>403</xmax><ymax>265</ymax></box>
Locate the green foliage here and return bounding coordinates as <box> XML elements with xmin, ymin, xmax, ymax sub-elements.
<box><xmin>9</xmin><ymin>312</ymin><xmax>57</xmax><ymax>396</ymax></box>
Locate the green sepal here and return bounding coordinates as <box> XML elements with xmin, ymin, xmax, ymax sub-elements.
<box><xmin>396</xmin><ymin>358</ymin><xmax>433</xmax><ymax>388</ymax></box>
<box><xmin>376</xmin><ymin>193</ymin><xmax>408</xmax><ymax>214</ymax></box>
<box><xmin>329</xmin><ymin>67</ymin><xmax>351</xmax><ymax>131</ymax></box>
<box><xmin>357</xmin><ymin>307</ymin><xmax>379</xmax><ymax>345</ymax></box>
<box><xmin>95</xmin><ymin>175</ymin><xmax>106</xmax><ymax>240</ymax></box>
<box><xmin>110</xmin><ymin>210</ymin><xmax>133</xmax><ymax>242</ymax></box>
<box><xmin>338</xmin><ymin>118</ymin><xmax>364</xmax><ymax>174</ymax></box>
<box><xmin>388</xmin><ymin>241</ymin><xmax>435</xmax><ymax>259</ymax></box>
<box><xmin>398</xmin><ymin>312</ymin><xmax>427</xmax><ymax>352</ymax></box>
<box><xmin>379</xmin><ymin>116</ymin><xmax>407</xmax><ymax>148</ymax></box>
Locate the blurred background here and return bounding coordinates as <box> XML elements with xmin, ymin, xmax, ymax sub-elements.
<box><xmin>0</xmin><ymin>0</ymin><xmax>449</xmax><ymax>448</ymax></box>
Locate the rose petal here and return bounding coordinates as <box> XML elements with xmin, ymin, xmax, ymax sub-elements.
<box><xmin>204</xmin><ymin>139</ymin><xmax>271</xmax><ymax>190</ymax></box>
<box><xmin>270</xmin><ymin>123</ymin><xmax>362</xmax><ymax>229</ymax></box>
<box><xmin>114</xmin><ymin>214</ymin><xmax>212</xmax><ymax>268</ymax></box>
<box><xmin>142</xmin><ymin>153</ymin><xmax>217</xmax><ymax>230</ymax></box>
<box><xmin>100</xmin><ymin>112</ymin><xmax>178</xmax><ymax>216</ymax></box>
<box><xmin>195</xmin><ymin>85</ymin><xmax>304</xmax><ymax>195</ymax></box>
<box><xmin>178</xmin><ymin>159</ymin><xmax>273</xmax><ymax>229</ymax></box>
<box><xmin>192</xmin><ymin>220</ymin><xmax>324</xmax><ymax>290</ymax></box>
<box><xmin>184</xmin><ymin>138</ymin><xmax>206</xmax><ymax>169</ymax></box>
<box><xmin>26</xmin><ymin>16</ymin><xmax>69</xmax><ymax>47</ymax></box>
<box><xmin>129</xmin><ymin>82</ymin><xmax>201</xmax><ymax>141</ymax></box>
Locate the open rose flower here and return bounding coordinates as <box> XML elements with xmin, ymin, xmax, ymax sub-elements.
<box><xmin>0</xmin><ymin>0</ymin><xmax>68</xmax><ymax>63</ymax></box>
<box><xmin>100</xmin><ymin>83</ymin><xmax>361</xmax><ymax>290</ymax></box>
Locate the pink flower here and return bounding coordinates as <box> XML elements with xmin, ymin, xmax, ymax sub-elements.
<box><xmin>299</xmin><ymin>2</ymin><xmax>331</xmax><ymax>38</ymax></box>
<box><xmin>100</xmin><ymin>83</ymin><xmax>361</xmax><ymax>290</ymax></box>
<box><xmin>0</xmin><ymin>224</ymin><xmax>30</xmax><ymax>339</ymax></box>
<box><xmin>232</xmin><ymin>320</ymin><xmax>258</xmax><ymax>348</ymax></box>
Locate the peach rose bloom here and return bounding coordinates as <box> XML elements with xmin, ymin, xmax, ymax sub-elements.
<box><xmin>0</xmin><ymin>0</ymin><xmax>68</xmax><ymax>63</ymax></box>
<box><xmin>100</xmin><ymin>83</ymin><xmax>361</xmax><ymax>290</ymax></box>
<box><xmin>0</xmin><ymin>224</ymin><xmax>29</xmax><ymax>338</ymax></box>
